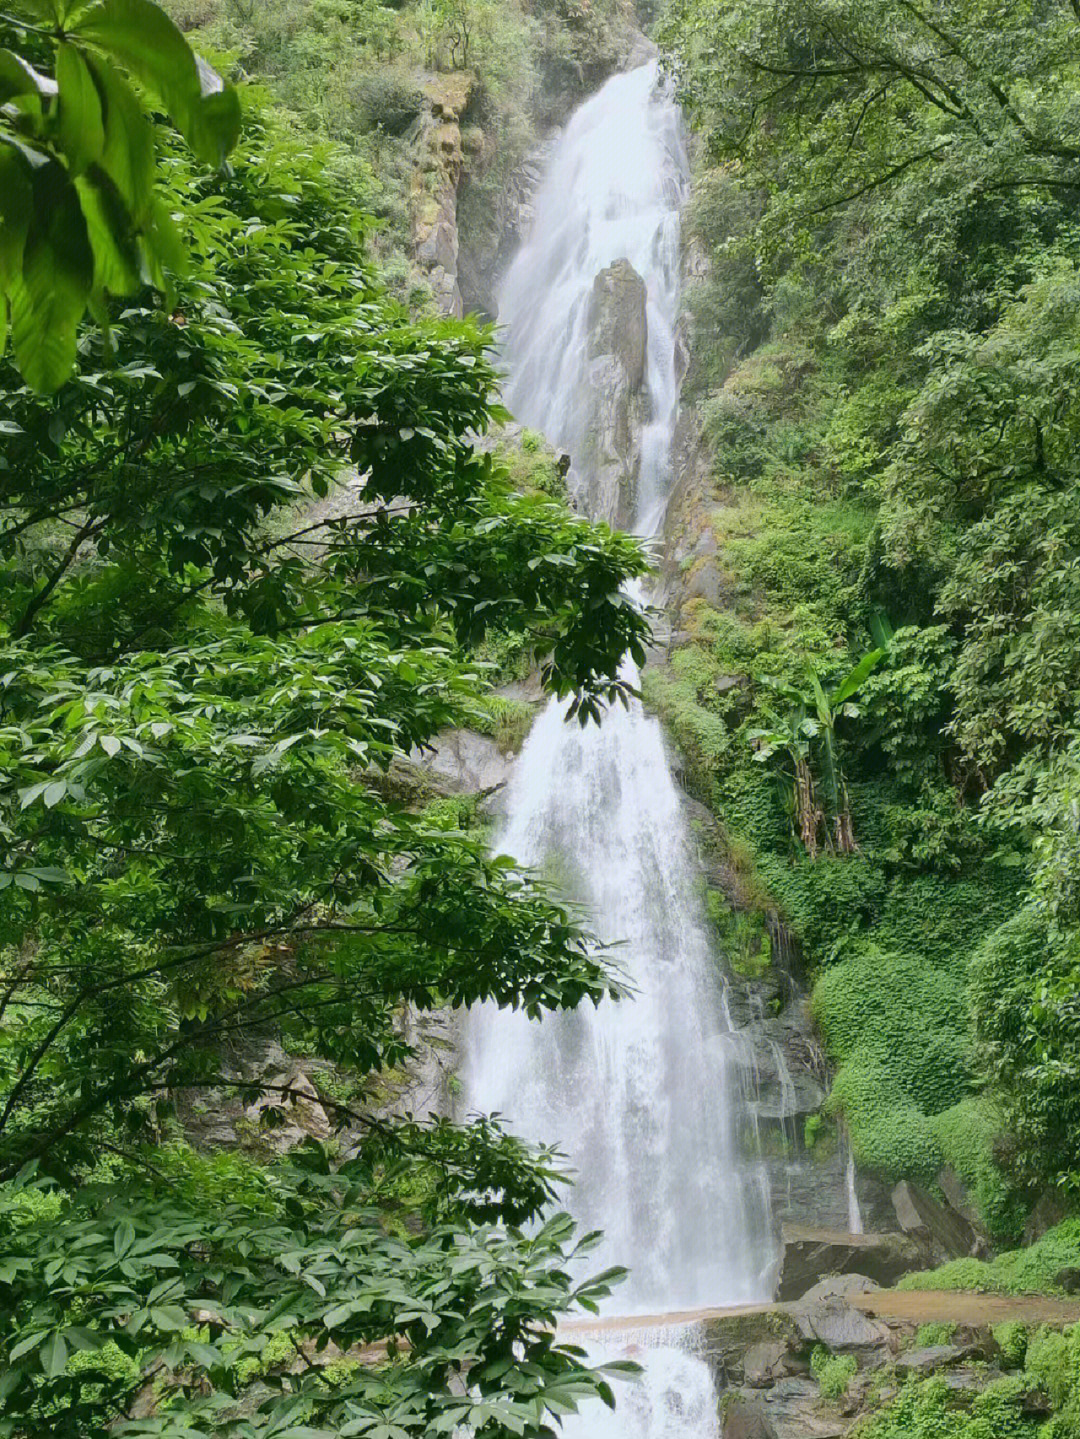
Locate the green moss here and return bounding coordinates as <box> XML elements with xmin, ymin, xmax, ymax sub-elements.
<box><xmin>898</xmin><ymin>1219</ymin><xmax>1080</xmax><ymax>1296</ymax></box>
<box><xmin>707</xmin><ymin>893</ymin><xmax>773</xmax><ymax>977</ymax></box>
<box><xmin>813</xmin><ymin>943</ymin><xmax>976</xmax><ymax>1184</ymax></box>
<box><xmin>914</xmin><ymin>1321</ymin><xmax>957</xmax><ymax>1347</ymax></box>
<box><xmin>641</xmin><ymin>666</ymin><xmax>731</xmax><ymax>803</ymax></box>
<box><xmin>931</xmin><ymin>1097</ymin><xmax>1026</xmax><ymax>1243</ymax></box>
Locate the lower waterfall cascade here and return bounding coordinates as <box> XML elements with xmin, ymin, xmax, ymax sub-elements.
<box><xmin>461</xmin><ymin>61</ymin><xmax>779</xmax><ymax>1435</ymax></box>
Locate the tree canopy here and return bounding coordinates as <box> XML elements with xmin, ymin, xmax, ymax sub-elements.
<box><xmin>659</xmin><ymin>0</ymin><xmax>1080</xmax><ymax>1207</ymax></box>
<box><xmin>0</xmin><ymin>19</ymin><xmax>650</xmax><ymax>1428</ymax></box>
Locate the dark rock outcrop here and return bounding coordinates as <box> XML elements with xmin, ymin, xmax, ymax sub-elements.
<box><xmin>722</xmin><ymin>1395</ymin><xmax>778</xmax><ymax>1439</ymax></box>
<box><xmin>891</xmin><ymin>1181</ymin><xmax>978</xmax><ymax>1264</ymax></box>
<box><xmin>580</xmin><ymin>257</ymin><xmax>648</xmax><ymax>526</ymax></box>
<box><xmin>776</xmin><ymin>1225</ymin><xmax>925</xmax><ymax>1300</ymax></box>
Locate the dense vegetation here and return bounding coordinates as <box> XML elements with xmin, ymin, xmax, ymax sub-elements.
<box><xmin>654</xmin><ymin>0</ymin><xmax>1080</xmax><ymax>1237</ymax></box>
<box><xmin>7</xmin><ymin>0</ymin><xmax>1080</xmax><ymax>1429</ymax></box>
<box><xmin>0</xmin><ymin>2</ymin><xmax>649</xmax><ymax>1434</ymax></box>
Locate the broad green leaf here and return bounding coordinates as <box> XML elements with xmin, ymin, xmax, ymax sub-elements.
<box><xmin>830</xmin><ymin>648</ymin><xmax>885</xmax><ymax>707</ymax></box>
<box><xmin>83</xmin><ymin>53</ymin><xmax>154</xmax><ymax>224</ymax></box>
<box><xmin>8</xmin><ymin>1332</ymin><xmax>47</xmax><ymax>1363</ymax></box>
<box><xmin>0</xmin><ymin>49</ymin><xmax>56</xmax><ymax>103</ymax></box>
<box><xmin>74</xmin><ymin>171</ymin><xmax>142</xmax><ymax>295</ymax></box>
<box><xmin>74</xmin><ymin>0</ymin><xmax>240</xmax><ymax>166</ymax></box>
<box><xmin>40</xmin><ymin>1332</ymin><xmax>68</xmax><ymax>1378</ymax></box>
<box><xmin>57</xmin><ymin>43</ymin><xmax>106</xmax><ymax>175</ymax></box>
<box><xmin>0</xmin><ymin>145</ymin><xmax>33</xmax><ymax>289</ymax></box>
<box><xmin>8</xmin><ymin>161</ymin><xmax>93</xmax><ymax>392</ymax></box>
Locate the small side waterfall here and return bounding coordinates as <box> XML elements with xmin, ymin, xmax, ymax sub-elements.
<box><xmin>461</xmin><ymin>61</ymin><xmax>777</xmax><ymax>1435</ymax></box>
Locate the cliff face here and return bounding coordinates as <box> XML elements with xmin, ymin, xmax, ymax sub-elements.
<box><xmin>410</xmin><ymin>18</ymin><xmax>649</xmax><ymax>321</ymax></box>
<box><xmin>411</xmin><ymin>74</ymin><xmax>475</xmax><ymax>317</ymax></box>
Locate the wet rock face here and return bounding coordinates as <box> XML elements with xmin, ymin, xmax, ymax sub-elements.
<box><xmin>581</xmin><ymin>257</ymin><xmax>648</xmax><ymax>526</ymax></box>
<box><xmin>891</xmin><ymin>1180</ymin><xmax>980</xmax><ymax>1264</ymax></box>
<box><xmin>588</xmin><ymin>257</ymin><xmax>648</xmax><ymax>388</ymax></box>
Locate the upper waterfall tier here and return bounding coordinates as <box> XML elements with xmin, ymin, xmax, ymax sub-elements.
<box><xmin>498</xmin><ymin>61</ymin><xmax>688</xmax><ymax>535</ymax></box>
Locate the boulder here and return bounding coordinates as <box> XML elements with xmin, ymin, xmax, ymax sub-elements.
<box><xmin>892</xmin><ymin>1181</ymin><xmax>977</xmax><ymax>1264</ymax></box>
<box><xmin>797</xmin><ymin>1273</ymin><xmax>877</xmax><ymax>1305</ymax></box>
<box><xmin>895</xmin><ymin>1344</ymin><xmax>970</xmax><ymax>1375</ymax></box>
<box><xmin>587</xmin><ymin>257</ymin><xmax>647</xmax><ymax>388</ymax></box>
<box><xmin>760</xmin><ymin>1378</ymin><xmax>849</xmax><ymax>1438</ymax></box>
<box><xmin>723</xmin><ymin>1395</ymin><xmax>778</xmax><ymax>1439</ymax></box>
<box><xmin>775</xmin><ymin>1224</ymin><xmax>924</xmax><ymax>1300</ymax></box>
<box><xmin>1026</xmin><ymin>1188</ymin><xmax>1071</xmax><ymax>1244</ymax></box>
<box><xmin>789</xmin><ymin>1293</ymin><xmax>891</xmax><ymax>1353</ymax></box>
<box><xmin>700</xmin><ymin>1308</ymin><xmax>803</xmax><ymax>1382</ymax></box>
<box><xmin>581</xmin><ymin>258</ymin><xmax>648</xmax><ymax>525</ymax></box>
<box><xmin>937</xmin><ymin>1166</ymin><xmax>982</xmax><ymax>1230</ymax></box>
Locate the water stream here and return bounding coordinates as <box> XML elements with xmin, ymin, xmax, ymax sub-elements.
<box><xmin>461</xmin><ymin>61</ymin><xmax>777</xmax><ymax>1435</ymax></box>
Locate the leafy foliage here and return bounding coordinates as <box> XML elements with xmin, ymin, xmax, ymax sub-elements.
<box><xmin>898</xmin><ymin>1219</ymin><xmax>1080</xmax><ymax>1296</ymax></box>
<box><xmin>656</xmin><ymin>0</ymin><xmax>1080</xmax><ymax>1211</ymax></box>
<box><xmin>0</xmin><ymin>86</ymin><xmax>651</xmax><ymax>1434</ymax></box>
<box><xmin>0</xmin><ymin>0</ymin><xmax>240</xmax><ymax>391</ymax></box>
<box><xmin>0</xmin><ymin>1165</ymin><xmax>633</xmax><ymax>1438</ymax></box>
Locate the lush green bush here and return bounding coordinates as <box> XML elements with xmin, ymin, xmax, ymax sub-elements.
<box><xmin>858</xmin><ymin>1375</ymin><xmax>1041</xmax><ymax>1439</ymax></box>
<box><xmin>811</xmin><ymin>1346</ymin><xmax>857</xmax><ymax>1401</ymax></box>
<box><xmin>351</xmin><ymin>69</ymin><xmax>425</xmax><ymax>133</ymax></box>
<box><xmin>914</xmin><ymin>1322</ymin><xmax>956</xmax><ymax>1348</ymax></box>
<box><xmin>993</xmin><ymin>1322</ymin><xmax>1029</xmax><ymax>1370</ymax></box>
<box><xmin>972</xmin><ymin>907</ymin><xmax>1080</xmax><ymax>1198</ymax></box>
<box><xmin>898</xmin><ymin>1221</ymin><xmax>1080</xmax><ymax>1297</ymax></box>
<box><xmin>813</xmin><ymin>946</ymin><xmax>971</xmax><ymax>1179</ymax></box>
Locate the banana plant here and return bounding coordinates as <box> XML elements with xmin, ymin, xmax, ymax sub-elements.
<box><xmin>749</xmin><ymin>647</ymin><xmax>885</xmax><ymax>856</ymax></box>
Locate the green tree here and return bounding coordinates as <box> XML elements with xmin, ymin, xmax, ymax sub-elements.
<box><xmin>749</xmin><ymin>650</ymin><xmax>884</xmax><ymax>855</ymax></box>
<box><xmin>0</xmin><ymin>98</ymin><xmax>650</xmax><ymax>1434</ymax></box>
<box><xmin>662</xmin><ymin>0</ymin><xmax>1080</xmax><ymax>258</ymax></box>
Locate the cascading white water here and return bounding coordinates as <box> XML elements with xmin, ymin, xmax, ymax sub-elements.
<box><xmin>464</xmin><ymin>673</ymin><xmax>774</xmax><ymax>1310</ymax></box>
<box><xmin>497</xmin><ymin>62</ymin><xmax>686</xmax><ymax>531</ymax></box>
<box><xmin>461</xmin><ymin>59</ymin><xmax>776</xmax><ymax>1435</ymax></box>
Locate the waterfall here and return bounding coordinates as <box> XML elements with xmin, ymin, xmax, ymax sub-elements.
<box><xmin>846</xmin><ymin>1143</ymin><xmax>865</xmax><ymax>1235</ymax></box>
<box><xmin>461</xmin><ymin>60</ymin><xmax>776</xmax><ymax>1434</ymax></box>
<box><xmin>497</xmin><ymin>61</ymin><xmax>686</xmax><ymax>531</ymax></box>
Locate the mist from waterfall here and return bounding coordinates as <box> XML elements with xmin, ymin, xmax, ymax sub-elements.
<box><xmin>460</xmin><ymin>59</ymin><xmax>777</xmax><ymax>1436</ymax></box>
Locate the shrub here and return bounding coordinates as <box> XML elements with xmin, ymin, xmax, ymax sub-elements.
<box><xmin>1024</xmin><ymin>1326</ymin><xmax>1079</xmax><ymax>1409</ymax></box>
<box><xmin>351</xmin><ymin>70</ymin><xmax>424</xmax><ymax>134</ymax></box>
<box><xmin>993</xmin><ymin>1321</ymin><xmax>1029</xmax><ymax>1369</ymax></box>
<box><xmin>470</xmin><ymin>694</ymin><xmax>537</xmax><ymax>754</ymax></box>
<box><xmin>810</xmin><ymin>1346</ymin><xmax>857</xmax><ymax>1401</ymax></box>
<box><xmin>931</xmin><ymin>1097</ymin><xmax>1026</xmax><ymax>1243</ymax></box>
<box><xmin>859</xmin><ymin>1375</ymin><xmax>1039</xmax><ymax>1439</ymax></box>
<box><xmin>915</xmin><ymin>1321</ymin><xmax>957</xmax><ymax>1347</ymax></box>
<box><xmin>898</xmin><ymin>1220</ymin><xmax>1080</xmax><ymax>1296</ymax></box>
